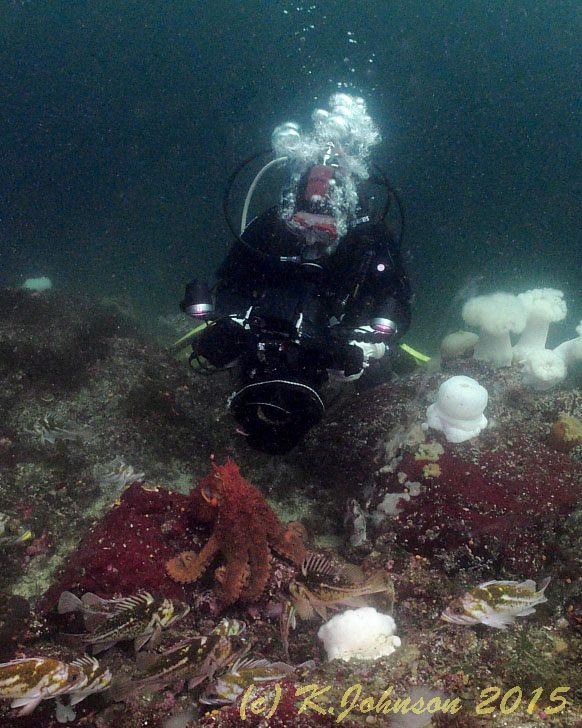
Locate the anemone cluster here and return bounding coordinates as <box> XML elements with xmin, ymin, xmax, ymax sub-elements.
<box><xmin>442</xmin><ymin>287</ymin><xmax>581</xmax><ymax>390</ymax></box>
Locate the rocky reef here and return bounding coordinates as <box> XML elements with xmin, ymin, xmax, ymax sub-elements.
<box><xmin>0</xmin><ymin>289</ymin><xmax>580</xmax><ymax>727</ymax></box>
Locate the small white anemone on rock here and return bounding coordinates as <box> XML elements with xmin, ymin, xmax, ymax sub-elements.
<box><xmin>440</xmin><ymin>330</ymin><xmax>479</xmax><ymax>361</ymax></box>
<box><xmin>522</xmin><ymin>349</ymin><xmax>567</xmax><ymax>391</ymax></box>
<box><xmin>317</xmin><ymin>607</ymin><xmax>401</xmax><ymax>662</ymax></box>
<box><xmin>423</xmin><ymin>375</ymin><xmax>488</xmax><ymax>443</ymax></box>
<box><xmin>462</xmin><ymin>292</ymin><xmax>526</xmax><ymax>366</ymax></box>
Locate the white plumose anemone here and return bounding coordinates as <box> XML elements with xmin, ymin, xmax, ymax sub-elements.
<box><xmin>462</xmin><ymin>293</ymin><xmax>527</xmax><ymax>367</ymax></box>
<box><xmin>521</xmin><ymin>349</ymin><xmax>567</xmax><ymax>391</ymax></box>
<box><xmin>317</xmin><ymin>607</ymin><xmax>401</xmax><ymax>662</ymax></box>
<box><xmin>553</xmin><ymin>320</ymin><xmax>582</xmax><ymax>368</ymax></box>
<box><xmin>513</xmin><ymin>288</ymin><xmax>567</xmax><ymax>362</ymax></box>
<box><xmin>440</xmin><ymin>330</ymin><xmax>479</xmax><ymax>361</ymax></box>
<box><xmin>423</xmin><ymin>375</ymin><xmax>488</xmax><ymax>443</ymax></box>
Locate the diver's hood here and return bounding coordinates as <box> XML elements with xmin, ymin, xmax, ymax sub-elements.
<box><xmin>228</xmin><ymin>379</ymin><xmax>325</xmax><ymax>454</ymax></box>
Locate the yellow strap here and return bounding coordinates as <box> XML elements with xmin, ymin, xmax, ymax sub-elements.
<box><xmin>171</xmin><ymin>321</ymin><xmax>214</xmax><ymax>349</ymax></box>
<box><xmin>399</xmin><ymin>343</ymin><xmax>431</xmax><ymax>363</ymax></box>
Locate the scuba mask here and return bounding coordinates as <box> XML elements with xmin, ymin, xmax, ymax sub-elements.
<box><xmin>285</xmin><ymin>164</ymin><xmax>347</xmax><ymax>259</ymax></box>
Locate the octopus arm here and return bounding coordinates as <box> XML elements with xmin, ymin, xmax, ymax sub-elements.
<box><xmin>240</xmin><ymin>539</ymin><xmax>271</xmax><ymax>602</ymax></box>
<box><xmin>217</xmin><ymin>554</ymin><xmax>251</xmax><ymax>605</ymax></box>
<box><xmin>166</xmin><ymin>534</ymin><xmax>220</xmax><ymax>583</ymax></box>
<box><xmin>272</xmin><ymin>523</ymin><xmax>308</xmax><ymax>566</ymax></box>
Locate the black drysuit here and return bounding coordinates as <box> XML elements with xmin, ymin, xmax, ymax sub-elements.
<box><xmin>196</xmin><ymin>205</ymin><xmax>411</xmax><ymax>374</ymax></box>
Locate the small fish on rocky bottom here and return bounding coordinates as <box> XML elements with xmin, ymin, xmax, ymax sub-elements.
<box><xmin>441</xmin><ymin>577</ymin><xmax>551</xmax><ymax>629</ymax></box>
<box><xmin>344</xmin><ymin>498</ymin><xmax>367</xmax><ymax>547</ymax></box>
<box><xmin>66</xmin><ymin>655</ymin><xmax>112</xmax><ymax>706</ymax></box>
<box><xmin>289</xmin><ymin>570</ymin><xmax>394</xmax><ymax>621</ymax></box>
<box><xmin>58</xmin><ymin>590</ymin><xmax>128</xmax><ymax>619</ymax></box>
<box><xmin>54</xmin><ymin>655</ymin><xmax>112</xmax><ymax>723</ymax></box>
<box><xmin>60</xmin><ymin>590</ymin><xmax>190</xmax><ymax>654</ymax></box>
<box><xmin>110</xmin><ymin>618</ymin><xmax>250</xmax><ymax>702</ymax></box>
<box><xmin>0</xmin><ymin>512</ymin><xmax>33</xmax><ymax>547</ymax></box>
<box><xmin>0</xmin><ymin>655</ymin><xmax>110</xmax><ymax>717</ymax></box>
<box><xmin>199</xmin><ymin>656</ymin><xmax>315</xmax><ymax>706</ymax></box>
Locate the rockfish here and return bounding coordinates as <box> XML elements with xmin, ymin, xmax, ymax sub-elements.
<box><xmin>0</xmin><ymin>655</ymin><xmax>107</xmax><ymax>717</ymax></box>
<box><xmin>289</xmin><ymin>570</ymin><xmax>394</xmax><ymax>620</ymax></box>
<box><xmin>110</xmin><ymin>618</ymin><xmax>249</xmax><ymax>701</ymax></box>
<box><xmin>441</xmin><ymin>577</ymin><xmax>551</xmax><ymax>629</ymax></box>
<box><xmin>67</xmin><ymin>655</ymin><xmax>112</xmax><ymax>706</ymax></box>
<box><xmin>61</xmin><ymin>590</ymin><xmax>190</xmax><ymax>654</ymax></box>
<box><xmin>59</xmin><ymin>590</ymin><xmax>126</xmax><ymax>616</ymax></box>
<box><xmin>0</xmin><ymin>512</ymin><xmax>32</xmax><ymax>547</ymax></box>
<box><xmin>199</xmin><ymin>656</ymin><xmax>314</xmax><ymax>706</ymax></box>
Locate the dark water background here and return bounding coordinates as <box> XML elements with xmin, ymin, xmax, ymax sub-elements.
<box><xmin>0</xmin><ymin>0</ymin><xmax>580</xmax><ymax>350</ymax></box>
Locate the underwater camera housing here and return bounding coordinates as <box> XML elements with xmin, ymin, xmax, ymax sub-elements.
<box><xmin>229</xmin><ymin>379</ymin><xmax>324</xmax><ymax>455</ymax></box>
<box><xmin>227</xmin><ymin>310</ymin><xmax>328</xmax><ymax>454</ymax></box>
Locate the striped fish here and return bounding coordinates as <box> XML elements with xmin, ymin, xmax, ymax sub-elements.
<box><xmin>441</xmin><ymin>578</ymin><xmax>551</xmax><ymax>629</ymax></box>
<box><xmin>301</xmin><ymin>553</ymin><xmax>339</xmax><ymax>579</ymax></box>
<box><xmin>58</xmin><ymin>590</ymin><xmax>130</xmax><ymax>618</ymax></box>
<box><xmin>0</xmin><ymin>512</ymin><xmax>33</xmax><ymax>547</ymax></box>
<box><xmin>63</xmin><ymin>591</ymin><xmax>190</xmax><ymax>654</ymax></box>
<box><xmin>301</xmin><ymin>553</ymin><xmax>365</xmax><ymax>584</ymax></box>
<box><xmin>67</xmin><ymin>655</ymin><xmax>112</xmax><ymax>706</ymax></box>
<box><xmin>289</xmin><ymin>570</ymin><xmax>394</xmax><ymax>620</ymax></box>
<box><xmin>200</xmin><ymin>656</ymin><xmax>314</xmax><ymax>706</ymax></box>
<box><xmin>0</xmin><ymin>657</ymin><xmax>85</xmax><ymax>716</ymax></box>
<box><xmin>110</xmin><ymin>618</ymin><xmax>249</xmax><ymax>702</ymax></box>
<box><xmin>210</xmin><ymin>618</ymin><xmax>246</xmax><ymax>637</ymax></box>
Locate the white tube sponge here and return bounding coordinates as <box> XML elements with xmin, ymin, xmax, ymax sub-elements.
<box><xmin>462</xmin><ymin>293</ymin><xmax>527</xmax><ymax>367</ymax></box>
<box><xmin>513</xmin><ymin>288</ymin><xmax>567</xmax><ymax>362</ymax></box>
<box><xmin>317</xmin><ymin>607</ymin><xmax>401</xmax><ymax>662</ymax></box>
<box><xmin>553</xmin><ymin>321</ymin><xmax>582</xmax><ymax>367</ymax></box>
<box><xmin>424</xmin><ymin>375</ymin><xmax>488</xmax><ymax>443</ymax></box>
<box><xmin>522</xmin><ymin>350</ymin><xmax>567</xmax><ymax>391</ymax></box>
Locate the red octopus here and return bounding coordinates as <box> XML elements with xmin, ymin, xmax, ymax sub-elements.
<box><xmin>166</xmin><ymin>460</ymin><xmax>308</xmax><ymax>605</ymax></box>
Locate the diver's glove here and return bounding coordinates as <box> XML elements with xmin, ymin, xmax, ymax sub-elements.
<box><xmin>327</xmin><ymin>325</ymin><xmax>388</xmax><ymax>381</ymax></box>
<box><xmin>341</xmin><ymin>325</ymin><xmax>394</xmax><ymax>382</ymax></box>
<box><xmin>349</xmin><ymin>339</ymin><xmax>386</xmax><ymax>365</ymax></box>
<box><xmin>189</xmin><ymin>318</ymin><xmax>250</xmax><ymax>373</ymax></box>
<box><xmin>327</xmin><ymin>342</ymin><xmax>371</xmax><ymax>382</ymax></box>
<box><xmin>346</xmin><ymin>327</ymin><xmax>387</xmax><ymax>378</ymax></box>
<box><xmin>343</xmin><ymin>344</ymin><xmax>365</xmax><ymax>377</ymax></box>
<box><xmin>351</xmin><ymin>324</ymin><xmax>395</xmax><ymax>343</ymax></box>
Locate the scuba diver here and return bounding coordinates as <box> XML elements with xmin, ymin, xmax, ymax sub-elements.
<box><xmin>180</xmin><ymin>93</ymin><xmax>412</xmax><ymax>454</ymax></box>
